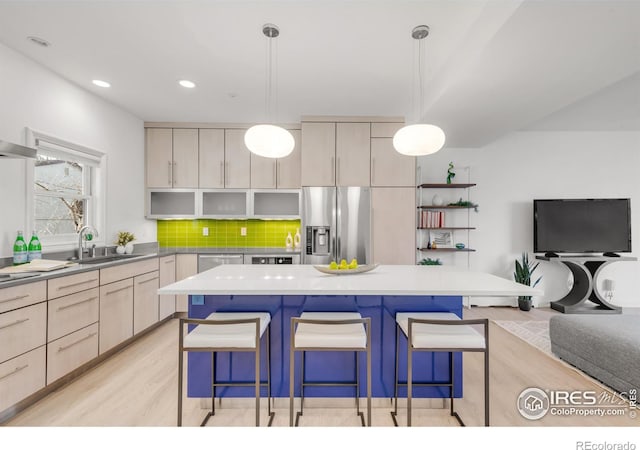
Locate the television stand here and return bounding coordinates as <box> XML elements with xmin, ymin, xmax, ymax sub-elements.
<box><xmin>537</xmin><ymin>255</ymin><xmax>636</xmax><ymax>314</ymax></box>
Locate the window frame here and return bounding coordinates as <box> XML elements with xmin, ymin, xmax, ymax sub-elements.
<box><xmin>25</xmin><ymin>128</ymin><xmax>107</xmax><ymax>251</ymax></box>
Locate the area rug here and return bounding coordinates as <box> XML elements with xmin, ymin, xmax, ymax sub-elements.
<box><xmin>493</xmin><ymin>320</ymin><xmax>552</xmax><ymax>356</ymax></box>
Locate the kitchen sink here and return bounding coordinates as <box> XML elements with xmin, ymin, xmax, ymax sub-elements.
<box><xmin>68</xmin><ymin>254</ymin><xmax>142</xmax><ymax>264</ymax></box>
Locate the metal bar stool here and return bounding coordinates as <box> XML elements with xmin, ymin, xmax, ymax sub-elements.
<box><xmin>177</xmin><ymin>312</ymin><xmax>274</xmax><ymax>427</ymax></box>
<box><xmin>391</xmin><ymin>312</ymin><xmax>489</xmax><ymax>427</ymax></box>
<box><xmin>289</xmin><ymin>312</ymin><xmax>372</xmax><ymax>427</ymax></box>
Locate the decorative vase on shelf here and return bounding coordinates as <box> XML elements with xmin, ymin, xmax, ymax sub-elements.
<box><xmin>285</xmin><ymin>232</ymin><xmax>293</xmax><ymax>251</ymax></box>
<box><xmin>116</xmin><ymin>245</ymin><xmax>125</xmax><ymax>254</ymax></box>
<box><xmin>432</xmin><ymin>194</ymin><xmax>444</xmax><ymax>206</ymax></box>
<box><xmin>124</xmin><ymin>242</ymin><xmax>135</xmax><ymax>254</ymax></box>
<box><xmin>294</xmin><ymin>228</ymin><xmax>301</xmax><ymax>250</ymax></box>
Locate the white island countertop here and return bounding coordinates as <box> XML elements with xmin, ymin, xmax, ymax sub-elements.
<box><xmin>158</xmin><ymin>265</ymin><xmax>542</xmax><ymax>297</ymax></box>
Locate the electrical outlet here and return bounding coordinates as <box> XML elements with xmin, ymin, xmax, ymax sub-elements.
<box><xmin>202</xmin><ymin>227</ymin><xmax>209</xmax><ymax>236</ymax></box>
<box><xmin>240</xmin><ymin>227</ymin><xmax>247</xmax><ymax>236</ymax></box>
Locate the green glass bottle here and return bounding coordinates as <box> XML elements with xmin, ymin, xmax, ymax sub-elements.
<box><xmin>13</xmin><ymin>231</ymin><xmax>28</xmax><ymax>265</ymax></box>
<box><xmin>28</xmin><ymin>231</ymin><xmax>42</xmax><ymax>262</ymax></box>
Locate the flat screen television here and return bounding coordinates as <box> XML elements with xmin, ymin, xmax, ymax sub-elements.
<box><xmin>533</xmin><ymin>198</ymin><xmax>631</xmax><ymax>254</ymax></box>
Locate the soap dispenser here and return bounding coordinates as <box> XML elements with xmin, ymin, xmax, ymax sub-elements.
<box><xmin>293</xmin><ymin>228</ymin><xmax>301</xmax><ymax>250</ymax></box>
<box><xmin>285</xmin><ymin>232</ymin><xmax>293</xmax><ymax>251</ymax></box>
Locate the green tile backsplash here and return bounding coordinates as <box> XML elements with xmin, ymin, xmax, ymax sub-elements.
<box><xmin>157</xmin><ymin>219</ymin><xmax>301</xmax><ymax>248</ymax></box>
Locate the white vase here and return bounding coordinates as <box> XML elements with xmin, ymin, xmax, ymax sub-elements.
<box><xmin>432</xmin><ymin>194</ymin><xmax>444</xmax><ymax>206</ymax></box>
<box><xmin>116</xmin><ymin>245</ymin><xmax>125</xmax><ymax>254</ymax></box>
<box><xmin>124</xmin><ymin>242</ymin><xmax>135</xmax><ymax>254</ymax></box>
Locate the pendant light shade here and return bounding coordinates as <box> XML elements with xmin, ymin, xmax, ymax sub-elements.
<box><xmin>244</xmin><ymin>124</ymin><xmax>295</xmax><ymax>158</ymax></box>
<box><xmin>393</xmin><ymin>25</ymin><xmax>445</xmax><ymax>156</ymax></box>
<box><xmin>245</xmin><ymin>23</ymin><xmax>294</xmax><ymax>159</ymax></box>
<box><xmin>393</xmin><ymin>123</ymin><xmax>445</xmax><ymax>156</ymax></box>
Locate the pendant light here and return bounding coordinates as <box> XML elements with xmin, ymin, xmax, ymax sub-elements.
<box><xmin>245</xmin><ymin>24</ymin><xmax>295</xmax><ymax>159</ymax></box>
<box><xmin>393</xmin><ymin>25</ymin><xmax>445</xmax><ymax>156</ymax></box>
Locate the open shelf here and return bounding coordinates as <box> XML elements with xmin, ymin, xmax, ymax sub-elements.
<box><xmin>417</xmin><ymin>248</ymin><xmax>476</xmax><ymax>252</ymax></box>
<box><xmin>418</xmin><ymin>183</ymin><xmax>476</xmax><ymax>189</ymax></box>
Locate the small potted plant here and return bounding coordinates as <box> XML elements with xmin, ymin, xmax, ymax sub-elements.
<box><xmin>513</xmin><ymin>252</ymin><xmax>541</xmax><ymax>311</ymax></box>
<box><xmin>116</xmin><ymin>231</ymin><xmax>136</xmax><ymax>254</ymax></box>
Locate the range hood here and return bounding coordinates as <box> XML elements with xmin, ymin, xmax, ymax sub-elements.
<box><xmin>0</xmin><ymin>140</ymin><xmax>37</xmax><ymax>159</ymax></box>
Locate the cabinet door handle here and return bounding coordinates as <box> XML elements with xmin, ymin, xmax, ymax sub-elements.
<box><xmin>277</xmin><ymin>161</ymin><xmax>280</xmax><ymax>186</ymax></box>
<box><xmin>225</xmin><ymin>162</ymin><xmax>229</xmax><ymax>186</ymax></box>
<box><xmin>173</xmin><ymin>161</ymin><xmax>177</xmax><ymax>185</ymax></box>
<box><xmin>168</xmin><ymin>161</ymin><xmax>172</xmax><ymax>185</ymax></box>
<box><xmin>273</xmin><ymin>163</ymin><xmax>277</xmax><ymax>187</ymax></box>
<box><xmin>138</xmin><ymin>276</ymin><xmax>159</xmax><ymax>285</ymax></box>
<box><xmin>58</xmin><ymin>332</ymin><xmax>97</xmax><ymax>352</ymax></box>
<box><xmin>330</xmin><ymin>156</ymin><xmax>335</xmax><ymax>184</ymax></box>
<box><xmin>0</xmin><ymin>318</ymin><xmax>29</xmax><ymax>331</ymax></box>
<box><xmin>0</xmin><ymin>364</ymin><xmax>29</xmax><ymax>381</ymax></box>
<box><xmin>336</xmin><ymin>157</ymin><xmax>340</xmax><ymax>185</ymax></box>
<box><xmin>219</xmin><ymin>161</ymin><xmax>224</xmax><ymax>187</ymax></box>
<box><xmin>163</xmin><ymin>259</ymin><xmax>175</xmax><ymax>265</ymax></box>
<box><xmin>57</xmin><ymin>296</ymin><xmax>98</xmax><ymax>312</ymax></box>
<box><xmin>56</xmin><ymin>278</ymin><xmax>98</xmax><ymax>291</ymax></box>
<box><xmin>0</xmin><ymin>294</ymin><xmax>29</xmax><ymax>304</ymax></box>
<box><xmin>105</xmin><ymin>285</ymin><xmax>132</xmax><ymax>296</ymax></box>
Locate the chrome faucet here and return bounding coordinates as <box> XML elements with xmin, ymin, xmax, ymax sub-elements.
<box><xmin>78</xmin><ymin>225</ymin><xmax>98</xmax><ymax>260</ymax></box>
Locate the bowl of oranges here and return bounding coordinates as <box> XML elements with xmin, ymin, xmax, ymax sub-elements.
<box><xmin>313</xmin><ymin>259</ymin><xmax>379</xmax><ymax>275</ymax></box>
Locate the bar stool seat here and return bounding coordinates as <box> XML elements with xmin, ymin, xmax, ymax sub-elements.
<box><xmin>178</xmin><ymin>312</ymin><xmax>274</xmax><ymax>427</ymax></box>
<box><xmin>392</xmin><ymin>312</ymin><xmax>489</xmax><ymax>427</ymax></box>
<box><xmin>290</xmin><ymin>312</ymin><xmax>371</xmax><ymax>427</ymax></box>
<box><xmin>396</xmin><ymin>312</ymin><xmax>486</xmax><ymax>349</ymax></box>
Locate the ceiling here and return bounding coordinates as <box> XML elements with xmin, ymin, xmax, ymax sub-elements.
<box><xmin>0</xmin><ymin>0</ymin><xmax>638</xmax><ymax>147</ymax></box>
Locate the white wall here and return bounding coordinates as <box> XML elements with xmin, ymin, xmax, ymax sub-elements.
<box><xmin>0</xmin><ymin>42</ymin><xmax>155</xmax><ymax>258</ymax></box>
<box><xmin>419</xmin><ymin>130</ymin><xmax>640</xmax><ymax>308</ymax></box>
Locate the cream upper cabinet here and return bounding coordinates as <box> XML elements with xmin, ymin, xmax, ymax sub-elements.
<box><xmin>301</xmin><ymin>122</ymin><xmax>335</xmax><ymax>186</ymax></box>
<box><xmin>198</xmin><ymin>129</ymin><xmax>225</xmax><ymax>188</ymax></box>
<box><xmin>250</xmin><ymin>154</ymin><xmax>277</xmax><ymax>189</ymax></box>
<box><xmin>145</xmin><ymin>128</ymin><xmax>198</xmax><ymax>188</ymax></box>
<box><xmin>251</xmin><ymin>129</ymin><xmax>302</xmax><ymax>189</ymax></box>
<box><xmin>145</xmin><ymin>128</ymin><xmax>173</xmax><ymax>188</ymax></box>
<box><xmin>277</xmin><ymin>129</ymin><xmax>301</xmax><ymax>188</ymax></box>
<box><xmin>370</xmin><ymin>138</ymin><xmax>416</xmax><ymax>187</ymax></box>
<box><xmin>371</xmin><ymin>187</ymin><xmax>416</xmax><ymax>264</ymax></box>
<box><xmin>336</xmin><ymin>122</ymin><xmax>370</xmax><ymax>186</ymax></box>
<box><xmin>224</xmin><ymin>129</ymin><xmax>251</xmax><ymax>188</ymax></box>
<box><xmin>172</xmin><ymin>129</ymin><xmax>199</xmax><ymax>188</ymax></box>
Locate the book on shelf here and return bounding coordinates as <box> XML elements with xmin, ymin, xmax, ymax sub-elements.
<box><xmin>419</xmin><ymin>210</ymin><xmax>444</xmax><ymax>228</ymax></box>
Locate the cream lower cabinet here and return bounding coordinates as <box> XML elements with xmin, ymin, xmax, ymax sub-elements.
<box><xmin>47</xmin><ymin>323</ymin><xmax>99</xmax><ymax>384</ymax></box>
<box><xmin>371</xmin><ymin>187</ymin><xmax>416</xmax><ymax>264</ymax></box>
<box><xmin>99</xmin><ymin>278</ymin><xmax>134</xmax><ymax>354</ymax></box>
<box><xmin>0</xmin><ymin>346</ymin><xmax>46</xmax><ymax>413</ymax></box>
<box><xmin>159</xmin><ymin>255</ymin><xmax>176</xmax><ymax>319</ymax></box>
<box><xmin>133</xmin><ymin>271</ymin><xmax>160</xmax><ymax>334</ymax></box>
<box><xmin>0</xmin><ymin>281</ymin><xmax>48</xmax><ymax>413</ymax></box>
<box><xmin>175</xmin><ymin>254</ymin><xmax>198</xmax><ymax>312</ymax></box>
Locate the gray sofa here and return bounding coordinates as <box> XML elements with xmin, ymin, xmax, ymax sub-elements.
<box><xmin>549</xmin><ymin>314</ymin><xmax>640</xmax><ymax>395</ymax></box>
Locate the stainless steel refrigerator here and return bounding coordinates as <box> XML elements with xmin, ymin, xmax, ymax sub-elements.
<box><xmin>302</xmin><ymin>187</ymin><xmax>371</xmax><ymax>265</ymax></box>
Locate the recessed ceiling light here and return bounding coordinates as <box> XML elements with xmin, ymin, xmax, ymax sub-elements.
<box><xmin>179</xmin><ymin>80</ymin><xmax>196</xmax><ymax>88</ymax></box>
<box><xmin>92</xmin><ymin>79</ymin><xmax>111</xmax><ymax>88</ymax></box>
<box><xmin>27</xmin><ymin>36</ymin><xmax>51</xmax><ymax>47</ymax></box>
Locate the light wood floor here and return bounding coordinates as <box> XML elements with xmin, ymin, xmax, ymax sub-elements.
<box><xmin>5</xmin><ymin>307</ymin><xmax>638</xmax><ymax>427</ymax></box>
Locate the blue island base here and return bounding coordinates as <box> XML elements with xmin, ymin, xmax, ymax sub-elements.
<box><xmin>187</xmin><ymin>294</ymin><xmax>463</xmax><ymax>399</ymax></box>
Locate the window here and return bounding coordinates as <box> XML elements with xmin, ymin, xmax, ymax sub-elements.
<box><xmin>27</xmin><ymin>129</ymin><xmax>106</xmax><ymax>248</ymax></box>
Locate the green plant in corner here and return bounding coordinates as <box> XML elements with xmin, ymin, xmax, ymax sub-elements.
<box><xmin>513</xmin><ymin>252</ymin><xmax>542</xmax><ymax>311</ymax></box>
<box><xmin>116</xmin><ymin>231</ymin><xmax>135</xmax><ymax>246</ymax></box>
